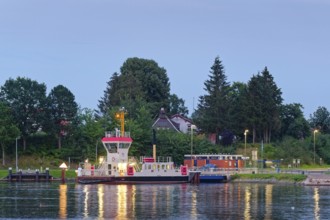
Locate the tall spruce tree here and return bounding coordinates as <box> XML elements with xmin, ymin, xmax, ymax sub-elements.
<box><xmin>247</xmin><ymin>67</ymin><xmax>282</xmax><ymax>143</ymax></box>
<box><xmin>194</xmin><ymin>56</ymin><xmax>231</xmax><ymax>144</ymax></box>
<box><xmin>228</xmin><ymin>82</ymin><xmax>250</xmax><ymax>136</ymax></box>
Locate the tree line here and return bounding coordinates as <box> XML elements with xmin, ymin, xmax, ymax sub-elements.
<box><xmin>1</xmin><ymin>56</ymin><xmax>330</xmax><ymax>166</ymax></box>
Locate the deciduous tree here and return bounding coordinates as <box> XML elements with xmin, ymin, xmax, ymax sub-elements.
<box><xmin>169</xmin><ymin>94</ymin><xmax>189</xmax><ymax>117</ymax></box>
<box><xmin>280</xmin><ymin>103</ymin><xmax>310</xmax><ymax>139</ymax></box>
<box><xmin>46</xmin><ymin>85</ymin><xmax>78</xmax><ymax>149</ymax></box>
<box><xmin>98</xmin><ymin>57</ymin><xmax>172</xmax><ymax>118</ymax></box>
<box><xmin>0</xmin><ymin>77</ymin><xmax>47</xmax><ymax>150</ymax></box>
<box><xmin>309</xmin><ymin>106</ymin><xmax>330</xmax><ymax>133</ymax></box>
<box><xmin>0</xmin><ymin>102</ymin><xmax>20</xmax><ymax>165</ymax></box>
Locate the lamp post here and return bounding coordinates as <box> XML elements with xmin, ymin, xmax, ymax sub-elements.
<box><xmin>190</xmin><ymin>125</ymin><xmax>196</xmax><ymax>168</ymax></box>
<box><xmin>313</xmin><ymin>129</ymin><xmax>319</xmax><ymax>164</ymax></box>
<box><xmin>15</xmin><ymin>137</ymin><xmax>20</xmax><ymax>172</ymax></box>
<box><xmin>244</xmin><ymin>129</ymin><xmax>249</xmax><ymax>156</ymax></box>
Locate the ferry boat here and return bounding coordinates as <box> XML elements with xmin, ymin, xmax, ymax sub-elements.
<box><xmin>77</xmin><ymin>109</ymin><xmax>200</xmax><ymax>184</ymax></box>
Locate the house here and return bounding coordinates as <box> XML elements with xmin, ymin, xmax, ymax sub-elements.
<box><xmin>152</xmin><ymin>108</ymin><xmax>197</xmax><ymax>133</ymax></box>
<box><xmin>170</xmin><ymin>114</ymin><xmax>196</xmax><ymax>134</ymax></box>
<box><xmin>152</xmin><ymin>108</ymin><xmax>180</xmax><ymax>132</ymax></box>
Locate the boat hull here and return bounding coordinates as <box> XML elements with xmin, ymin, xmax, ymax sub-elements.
<box><xmin>199</xmin><ymin>175</ymin><xmax>228</xmax><ymax>183</ymax></box>
<box><xmin>77</xmin><ymin>175</ymin><xmax>189</xmax><ymax>184</ymax></box>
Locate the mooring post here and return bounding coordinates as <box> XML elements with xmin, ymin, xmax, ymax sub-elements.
<box><xmin>8</xmin><ymin>167</ymin><xmax>12</xmax><ymax>182</ymax></box>
<box><xmin>36</xmin><ymin>169</ymin><xmax>39</xmax><ymax>182</ymax></box>
<box><xmin>46</xmin><ymin>168</ymin><xmax>49</xmax><ymax>181</ymax></box>
<box><xmin>59</xmin><ymin>163</ymin><xmax>68</xmax><ymax>184</ymax></box>
<box><xmin>19</xmin><ymin>170</ymin><xmax>22</xmax><ymax>182</ymax></box>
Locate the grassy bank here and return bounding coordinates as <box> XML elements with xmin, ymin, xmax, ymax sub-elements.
<box><xmin>230</xmin><ymin>173</ymin><xmax>307</xmax><ymax>183</ymax></box>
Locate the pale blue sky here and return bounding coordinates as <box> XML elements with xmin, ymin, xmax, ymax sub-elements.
<box><xmin>1</xmin><ymin>0</ymin><xmax>329</xmax><ymax>118</ymax></box>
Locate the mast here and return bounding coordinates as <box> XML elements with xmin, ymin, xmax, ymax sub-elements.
<box><xmin>115</xmin><ymin>107</ymin><xmax>125</xmax><ymax>136</ymax></box>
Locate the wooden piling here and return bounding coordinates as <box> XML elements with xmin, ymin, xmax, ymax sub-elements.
<box><xmin>18</xmin><ymin>170</ymin><xmax>22</xmax><ymax>182</ymax></box>
<box><xmin>8</xmin><ymin>168</ymin><xmax>12</xmax><ymax>181</ymax></box>
<box><xmin>36</xmin><ymin>170</ymin><xmax>39</xmax><ymax>182</ymax></box>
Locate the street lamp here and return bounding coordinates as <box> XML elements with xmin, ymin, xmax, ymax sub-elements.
<box><xmin>244</xmin><ymin>129</ymin><xmax>249</xmax><ymax>156</ymax></box>
<box><xmin>16</xmin><ymin>137</ymin><xmax>20</xmax><ymax>172</ymax></box>
<box><xmin>313</xmin><ymin>129</ymin><xmax>319</xmax><ymax>164</ymax></box>
<box><xmin>190</xmin><ymin>125</ymin><xmax>196</xmax><ymax>168</ymax></box>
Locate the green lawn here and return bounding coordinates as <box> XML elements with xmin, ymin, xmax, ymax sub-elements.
<box><xmin>231</xmin><ymin>173</ymin><xmax>307</xmax><ymax>182</ymax></box>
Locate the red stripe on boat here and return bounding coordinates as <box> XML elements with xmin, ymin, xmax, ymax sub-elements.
<box><xmin>102</xmin><ymin>137</ymin><xmax>133</xmax><ymax>142</ymax></box>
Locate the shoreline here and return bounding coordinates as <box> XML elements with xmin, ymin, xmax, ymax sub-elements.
<box><xmin>230</xmin><ymin>172</ymin><xmax>330</xmax><ymax>186</ymax></box>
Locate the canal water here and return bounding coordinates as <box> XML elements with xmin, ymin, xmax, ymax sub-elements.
<box><xmin>0</xmin><ymin>182</ymin><xmax>329</xmax><ymax>219</ymax></box>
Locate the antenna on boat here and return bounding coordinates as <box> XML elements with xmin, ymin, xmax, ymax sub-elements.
<box><xmin>115</xmin><ymin>107</ymin><xmax>125</xmax><ymax>137</ymax></box>
<box><xmin>152</xmin><ymin>129</ymin><xmax>156</xmax><ymax>161</ymax></box>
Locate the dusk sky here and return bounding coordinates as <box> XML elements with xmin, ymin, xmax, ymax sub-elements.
<box><xmin>1</xmin><ymin>0</ymin><xmax>329</xmax><ymax>118</ymax></box>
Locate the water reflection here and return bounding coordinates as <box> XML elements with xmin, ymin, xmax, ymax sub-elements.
<box><xmin>98</xmin><ymin>185</ymin><xmax>104</xmax><ymax>218</ymax></box>
<box><xmin>314</xmin><ymin>188</ymin><xmax>320</xmax><ymax>220</ymax></box>
<box><xmin>117</xmin><ymin>185</ymin><xmax>128</xmax><ymax>219</ymax></box>
<box><xmin>244</xmin><ymin>186</ymin><xmax>251</xmax><ymax>220</ymax></box>
<box><xmin>83</xmin><ymin>185</ymin><xmax>89</xmax><ymax>218</ymax></box>
<box><xmin>191</xmin><ymin>186</ymin><xmax>197</xmax><ymax>219</ymax></box>
<box><xmin>58</xmin><ymin>184</ymin><xmax>67</xmax><ymax>219</ymax></box>
<box><xmin>265</xmin><ymin>184</ymin><xmax>273</xmax><ymax>220</ymax></box>
<box><xmin>1</xmin><ymin>183</ymin><xmax>330</xmax><ymax>219</ymax></box>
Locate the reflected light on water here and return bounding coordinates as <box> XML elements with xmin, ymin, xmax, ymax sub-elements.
<box><xmin>131</xmin><ymin>185</ymin><xmax>136</xmax><ymax>216</ymax></box>
<box><xmin>0</xmin><ymin>183</ymin><xmax>329</xmax><ymax>219</ymax></box>
<box><xmin>59</xmin><ymin>184</ymin><xmax>67</xmax><ymax>219</ymax></box>
<box><xmin>191</xmin><ymin>188</ymin><xmax>197</xmax><ymax>219</ymax></box>
<box><xmin>117</xmin><ymin>185</ymin><xmax>127</xmax><ymax>218</ymax></box>
<box><xmin>265</xmin><ymin>185</ymin><xmax>273</xmax><ymax>220</ymax></box>
<box><xmin>98</xmin><ymin>185</ymin><xmax>104</xmax><ymax>218</ymax></box>
<box><xmin>314</xmin><ymin>188</ymin><xmax>320</xmax><ymax>220</ymax></box>
<box><xmin>83</xmin><ymin>185</ymin><xmax>89</xmax><ymax>218</ymax></box>
<box><xmin>244</xmin><ymin>186</ymin><xmax>251</xmax><ymax>220</ymax></box>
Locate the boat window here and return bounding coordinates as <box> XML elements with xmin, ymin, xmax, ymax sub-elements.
<box><xmin>148</xmin><ymin>164</ymin><xmax>151</xmax><ymax>170</ymax></box>
<box><xmin>162</xmin><ymin>164</ymin><xmax>165</xmax><ymax>170</ymax></box>
<box><xmin>153</xmin><ymin>164</ymin><xmax>156</xmax><ymax>170</ymax></box>
<box><xmin>119</xmin><ymin>143</ymin><xmax>130</xmax><ymax>149</ymax></box>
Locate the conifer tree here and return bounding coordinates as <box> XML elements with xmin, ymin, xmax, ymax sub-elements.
<box><xmin>194</xmin><ymin>56</ymin><xmax>231</xmax><ymax>144</ymax></box>
<box><xmin>247</xmin><ymin>67</ymin><xmax>282</xmax><ymax>143</ymax></box>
